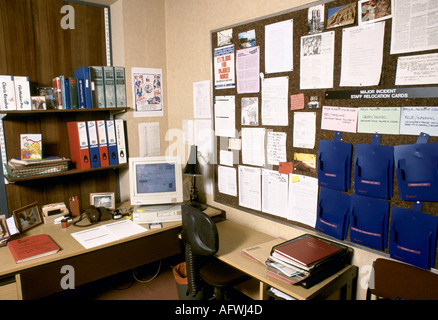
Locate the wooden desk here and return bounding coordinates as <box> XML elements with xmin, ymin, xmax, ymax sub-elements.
<box><xmin>215</xmin><ymin>220</ymin><xmax>358</xmax><ymax>300</ymax></box>
<box><xmin>0</xmin><ymin>206</ymin><xmax>223</xmax><ymax>300</ymax></box>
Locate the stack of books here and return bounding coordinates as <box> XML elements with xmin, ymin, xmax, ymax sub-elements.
<box><xmin>266</xmin><ymin>234</ymin><xmax>350</xmax><ymax>288</ymax></box>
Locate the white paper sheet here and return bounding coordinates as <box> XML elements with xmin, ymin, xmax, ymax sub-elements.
<box><xmin>241</xmin><ymin>127</ymin><xmax>265</xmax><ymax>167</ymax></box>
<box><xmin>139</xmin><ymin>122</ymin><xmax>160</xmax><ymax>156</ymax></box>
<box><xmin>236</xmin><ymin>46</ymin><xmax>260</xmax><ymax>93</ymax></box>
<box><xmin>262</xmin><ymin>169</ymin><xmax>289</xmax><ymax>218</ymax></box>
<box><xmin>214</xmin><ymin>96</ymin><xmax>235</xmax><ymax>137</ymax></box>
<box><xmin>395</xmin><ymin>53</ymin><xmax>438</xmax><ymax>85</ymax></box>
<box><xmin>391</xmin><ymin>0</ymin><xmax>438</xmax><ymax>54</ymax></box>
<box><xmin>71</xmin><ymin>220</ymin><xmax>147</xmax><ymax>249</ymax></box>
<box><xmin>267</xmin><ymin>131</ymin><xmax>287</xmax><ymax>165</ymax></box>
<box><xmin>400</xmin><ymin>107</ymin><xmax>438</xmax><ymax>136</ymax></box>
<box><xmin>265</xmin><ymin>19</ymin><xmax>293</xmax><ymax>74</ymax></box>
<box><xmin>262</xmin><ymin>76</ymin><xmax>289</xmax><ymax>126</ymax></box>
<box><xmin>293</xmin><ymin>112</ymin><xmax>316</xmax><ymax>149</ymax></box>
<box><xmin>219</xmin><ymin>150</ymin><xmax>234</xmax><ymax>167</ymax></box>
<box><xmin>193</xmin><ymin>80</ymin><xmax>211</xmax><ymax>118</ymax></box>
<box><xmin>287</xmin><ymin>174</ymin><xmax>318</xmax><ymax>227</ymax></box>
<box><xmin>340</xmin><ymin>22</ymin><xmax>385</xmax><ymax>87</ymax></box>
<box><xmin>241</xmin><ymin>97</ymin><xmax>259</xmax><ymax>126</ymax></box>
<box><xmin>300</xmin><ymin>31</ymin><xmax>335</xmax><ymax>89</ymax></box>
<box><xmin>182</xmin><ymin>119</ymin><xmax>194</xmax><ymax>145</ymax></box>
<box><xmin>238</xmin><ymin>165</ymin><xmax>261</xmax><ymax>211</ymax></box>
<box><xmin>218</xmin><ymin>165</ymin><xmax>237</xmax><ymax>196</ymax></box>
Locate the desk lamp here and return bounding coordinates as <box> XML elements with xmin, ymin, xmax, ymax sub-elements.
<box><xmin>183</xmin><ymin>145</ymin><xmax>207</xmax><ymax>211</ymax></box>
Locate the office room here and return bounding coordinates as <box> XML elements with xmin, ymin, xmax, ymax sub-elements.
<box><xmin>0</xmin><ymin>0</ymin><xmax>437</xmax><ymax>305</ymax></box>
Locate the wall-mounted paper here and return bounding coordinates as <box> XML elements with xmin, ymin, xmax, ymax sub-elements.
<box><xmin>395</xmin><ymin>53</ymin><xmax>438</xmax><ymax>86</ymax></box>
<box><xmin>300</xmin><ymin>31</ymin><xmax>335</xmax><ymax>89</ymax></box>
<box><xmin>262</xmin><ymin>76</ymin><xmax>289</xmax><ymax>126</ymax></box>
<box><xmin>293</xmin><ymin>112</ymin><xmax>316</xmax><ymax>149</ymax></box>
<box><xmin>262</xmin><ymin>169</ymin><xmax>289</xmax><ymax>218</ymax></box>
<box><xmin>287</xmin><ymin>174</ymin><xmax>318</xmax><ymax>227</ymax></box>
<box><xmin>214</xmin><ymin>95</ymin><xmax>235</xmax><ymax>137</ymax></box>
<box><xmin>218</xmin><ymin>165</ymin><xmax>237</xmax><ymax>196</ymax></box>
<box><xmin>357</xmin><ymin>107</ymin><xmax>401</xmax><ymax>135</ymax></box>
<box><xmin>265</xmin><ymin>19</ymin><xmax>293</xmax><ymax>74</ymax></box>
<box><xmin>242</xmin><ymin>127</ymin><xmax>265</xmax><ymax>167</ymax></box>
<box><xmin>238</xmin><ymin>165</ymin><xmax>261</xmax><ymax>211</ymax></box>
<box><xmin>267</xmin><ymin>131</ymin><xmax>287</xmax><ymax>165</ymax></box>
<box><xmin>400</xmin><ymin>107</ymin><xmax>438</xmax><ymax>136</ymax></box>
<box><xmin>321</xmin><ymin>106</ymin><xmax>358</xmax><ymax>132</ymax></box>
<box><xmin>236</xmin><ymin>46</ymin><xmax>260</xmax><ymax>93</ymax></box>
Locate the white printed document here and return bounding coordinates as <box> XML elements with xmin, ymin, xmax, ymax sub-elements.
<box><xmin>293</xmin><ymin>112</ymin><xmax>316</xmax><ymax>149</ymax></box>
<box><xmin>300</xmin><ymin>31</ymin><xmax>335</xmax><ymax>89</ymax></box>
<box><xmin>262</xmin><ymin>169</ymin><xmax>289</xmax><ymax>219</ymax></box>
<box><xmin>218</xmin><ymin>165</ymin><xmax>237</xmax><ymax>197</ymax></box>
<box><xmin>400</xmin><ymin>107</ymin><xmax>438</xmax><ymax>137</ymax></box>
<box><xmin>340</xmin><ymin>22</ymin><xmax>385</xmax><ymax>87</ymax></box>
<box><xmin>241</xmin><ymin>127</ymin><xmax>265</xmax><ymax>167</ymax></box>
<box><xmin>262</xmin><ymin>76</ymin><xmax>289</xmax><ymax>126</ymax></box>
<box><xmin>265</xmin><ymin>19</ymin><xmax>293</xmax><ymax>74</ymax></box>
<box><xmin>71</xmin><ymin>220</ymin><xmax>147</xmax><ymax>249</ymax></box>
<box><xmin>238</xmin><ymin>165</ymin><xmax>261</xmax><ymax>211</ymax></box>
<box><xmin>395</xmin><ymin>53</ymin><xmax>438</xmax><ymax>86</ymax></box>
<box><xmin>287</xmin><ymin>174</ymin><xmax>318</xmax><ymax>227</ymax></box>
<box><xmin>214</xmin><ymin>96</ymin><xmax>235</xmax><ymax>137</ymax></box>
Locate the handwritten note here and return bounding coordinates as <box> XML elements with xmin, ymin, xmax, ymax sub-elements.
<box><xmin>321</xmin><ymin>106</ymin><xmax>358</xmax><ymax>133</ymax></box>
<box><xmin>267</xmin><ymin>131</ymin><xmax>287</xmax><ymax>165</ymax></box>
<box><xmin>357</xmin><ymin>107</ymin><xmax>401</xmax><ymax>135</ymax></box>
<box><xmin>400</xmin><ymin>107</ymin><xmax>438</xmax><ymax>136</ymax></box>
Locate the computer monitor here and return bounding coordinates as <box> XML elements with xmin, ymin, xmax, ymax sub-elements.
<box><xmin>129</xmin><ymin>156</ymin><xmax>183</xmax><ymax>208</ymax></box>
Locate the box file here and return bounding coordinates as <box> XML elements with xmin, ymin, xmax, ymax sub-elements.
<box><xmin>394</xmin><ymin>132</ymin><xmax>438</xmax><ymax>201</ymax></box>
<box><xmin>96</xmin><ymin>120</ymin><xmax>110</xmax><ymax>167</ymax></box>
<box><xmin>115</xmin><ymin>119</ymin><xmax>127</xmax><ymax>164</ymax></box>
<box><xmin>103</xmin><ymin>66</ymin><xmax>116</xmax><ymax>108</ymax></box>
<box><xmin>105</xmin><ymin>120</ymin><xmax>119</xmax><ymax>166</ymax></box>
<box><xmin>317</xmin><ymin>131</ymin><xmax>352</xmax><ymax>191</ymax></box>
<box><xmin>89</xmin><ymin>66</ymin><xmax>105</xmax><ymax>108</ymax></box>
<box><xmin>67</xmin><ymin>121</ymin><xmax>91</xmax><ymax>170</ymax></box>
<box><xmin>354</xmin><ymin>134</ymin><xmax>394</xmax><ymax>199</ymax></box>
<box><xmin>86</xmin><ymin>121</ymin><xmax>101</xmax><ymax>168</ymax></box>
<box><xmin>349</xmin><ymin>194</ymin><xmax>389</xmax><ymax>250</ymax></box>
<box><xmin>315</xmin><ymin>187</ymin><xmax>350</xmax><ymax>240</ymax></box>
<box><xmin>389</xmin><ymin>202</ymin><xmax>438</xmax><ymax>269</ymax></box>
<box><xmin>114</xmin><ymin>66</ymin><xmax>127</xmax><ymax>108</ymax></box>
<box><xmin>74</xmin><ymin>67</ymin><xmax>93</xmax><ymax>108</ymax></box>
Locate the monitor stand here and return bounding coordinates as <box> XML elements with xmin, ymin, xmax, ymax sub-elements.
<box><xmin>132</xmin><ymin>203</ymin><xmax>182</xmax><ymax>224</ymax></box>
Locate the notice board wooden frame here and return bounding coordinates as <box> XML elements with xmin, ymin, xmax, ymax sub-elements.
<box><xmin>211</xmin><ymin>0</ymin><xmax>438</xmax><ymax>265</ymax></box>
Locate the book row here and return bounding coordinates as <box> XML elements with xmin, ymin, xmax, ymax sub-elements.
<box><xmin>0</xmin><ymin>66</ymin><xmax>127</xmax><ymax>111</ymax></box>
<box><xmin>67</xmin><ymin>119</ymin><xmax>127</xmax><ymax>170</ymax></box>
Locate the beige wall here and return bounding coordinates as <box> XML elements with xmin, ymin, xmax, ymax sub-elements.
<box><xmin>111</xmin><ymin>0</ymin><xmax>387</xmax><ymax>300</ymax></box>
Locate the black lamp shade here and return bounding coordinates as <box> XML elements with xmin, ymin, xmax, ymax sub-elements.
<box><xmin>184</xmin><ymin>145</ymin><xmax>202</xmax><ymax>176</ymax></box>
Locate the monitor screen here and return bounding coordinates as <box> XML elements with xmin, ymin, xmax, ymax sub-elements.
<box><xmin>129</xmin><ymin>156</ymin><xmax>183</xmax><ymax>206</ymax></box>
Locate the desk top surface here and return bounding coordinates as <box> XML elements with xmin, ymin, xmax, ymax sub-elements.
<box><xmin>0</xmin><ymin>206</ymin><xmax>221</xmax><ymax>277</ymax></box>
<box><xmin>215</xmin><ymin>219</ymin><xmax>357</xmax><ymax>300</ymax></box>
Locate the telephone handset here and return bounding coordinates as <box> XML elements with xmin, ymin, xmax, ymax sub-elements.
<box><xmin>73</xmin><ymin>205</ymin><xmax>111</xmax><ymax>227</ymax></box>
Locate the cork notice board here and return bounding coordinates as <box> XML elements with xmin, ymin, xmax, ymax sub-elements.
<box><xmin>211</xmin><ymin>0</ymin><xmax>438</xmax><ymax>265</ymax></box>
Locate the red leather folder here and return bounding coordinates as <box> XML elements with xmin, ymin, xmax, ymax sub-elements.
<box><xmin>96</xmin><ymin>120</ymin><xmax>110</xmax><ymax>167</ymax></box>
<box><xmin>67</xmin><ymin>121</ymin><xmax>91</xmax><ymax>170</ymax></box>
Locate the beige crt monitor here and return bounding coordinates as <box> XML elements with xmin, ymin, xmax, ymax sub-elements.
<box><xmin>129</xmin><ymin>156</ymin><xmax>183</xmax><ymax>223</ymax></box>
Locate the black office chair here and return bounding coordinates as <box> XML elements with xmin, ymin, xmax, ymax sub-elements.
<box><xmin>181</xmin><ymin>203</ymin><xmax>250</xmax><ymax>300</ymax></box>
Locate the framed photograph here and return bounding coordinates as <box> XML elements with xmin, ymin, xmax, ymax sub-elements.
<box><xmin>90</xmin><ymin>192</ymin><xmax>116</xmax><ymax>210</ymax></box>
<box><xmin>13</xmin><ymin>202</ymin><xmax>43</xmax><ymax>233</ymax></box>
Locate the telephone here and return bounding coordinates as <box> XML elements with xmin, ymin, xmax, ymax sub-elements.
<box><xmin>73</xmin><ymin>205</ymin><xmax>112</xmax><ymax>227</ymax></box>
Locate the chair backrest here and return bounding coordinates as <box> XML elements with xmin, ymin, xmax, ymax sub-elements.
<box><xmin>181</xmin><ymin>203</ymin><xmax>218</xmax><ymax>256</ymax></box>
<box><xmin>368</xmin><ymin>258</ymin><xmax>438</xmax><ymax>300</ymax></box>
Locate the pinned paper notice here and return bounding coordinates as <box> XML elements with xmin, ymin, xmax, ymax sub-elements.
<box><xmin>279</xmin><ymin>162</ymin><xmax>293</xmax><ymax>174</ymax></box>
<box><xmin>290</xmin><ymin>93</ymin><xmax>305</xmax><ymax>110</ymax></box>
<box><xmin>291</xmin><ymin>175</ymin><xmax>300</xmax><ymax>183</ymax></box>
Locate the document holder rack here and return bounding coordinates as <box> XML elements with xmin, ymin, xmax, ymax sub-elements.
<box><xmin>349</xmin><ymin>194</ymin><xmax>389</xmax><ymax>251</ymax></box>
<box><xmin>318</xmin><ymin>132</ymin><xmax>352</xmax><ymax>192</ymax></box>
<box><xmin>354</xmin><ymin>134</ymin><xmax>394</xmax><ymax>199</ymax></box>
<box><xmin>394</xmin><ymin>132</ymin><xmax>438</xmax><ymax>201</ymax></box>
<box><xmin>315</xmin><ymin>187</ymin><xmax>350</xmax><ymax>240</ymax></box>
<box><xmin>389</xmin><ymin>202</ymin><xmax>438</xmax><ymax>269</ymax></box>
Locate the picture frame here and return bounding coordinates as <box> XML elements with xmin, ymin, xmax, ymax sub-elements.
<box><xmin>13</xmin><ymin>202</ymin><xmax>43</xmax><ymax>233</ymax></box>
<box><xmin>90</xmin><ymin>192</ymin><xmax>116</xmax><ymax>210</ymax></box>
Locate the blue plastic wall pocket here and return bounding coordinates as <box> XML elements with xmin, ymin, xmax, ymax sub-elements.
<box><xmin>315</xmin><ymin>187</ymin><xmax>350</xmax><ymax>240</ymax></box>
<box><xmin>394</xmin><ymin>132</ymin><xmax>438</xmax><ymax>201</ymax></box>
<box><xmin>349</xmin><ymin>194</ymin><xmax>389</xmax><ymax>251</ymax></box>
<box><xmin>317</xmin><ymin>131</ymin><xmax>352</xmax><ymax>192</ymax></box>
<box><xmin>389</xmin><ymin>201</ymin><xmax>438</xmax><ymax>270</ymax></box>
<box><xmin>354</xmin><ymin>134</ymin><xmax>394</xmax><ymax>199</ymax></box>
